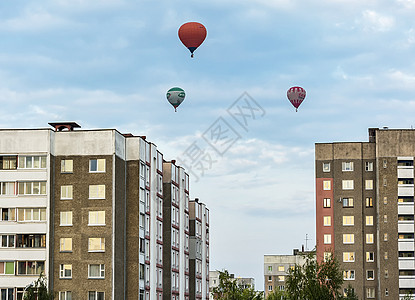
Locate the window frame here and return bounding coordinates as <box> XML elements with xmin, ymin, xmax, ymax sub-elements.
<box><xmin>89</xmin><ymin>185</ymin><xmax>106</xmax><ymax>200</ymax></box>
<box><xmin>88</xmin><ymin>264</ymin><xmax>105</xmax><ymax>279</ymax></box>
<box><xmin>60</xmin><ymin>211</ymin><xmax>73</xmax><ymax>226</ymax></box>
<box><xmin>342</xmin><ymin>162</ymin><xmax>354</xmax><ymax>171</ymax></box>
<box><xmin>59</xmin><ymin>264</ymin><xmax>72</xmax><ymax>279</ymax></box>
<box><xmin>59</xmin><ymin>238</ymin><xmax>73</xmax><ymax>252</ymax></box>
<box><xmin>342</xmin><ymin>180</ymin><xmax>354</xmax><ymax>190</ymax></box>
<box><xmin>88</xmin><ymin>211</ymin><xmax>106</xmax><ymax>226</ymax></box>
<box><xmin>89</xmin><ymin>159</ymin><xmax>106</xmax><ymax>173</ymax></box>
<box><xmin>60</xmin><ymin>185</ymin><xmax>73</xmax><ymax>200</ymax></box>
<box><xmin>365</xmin><ymin>161</ymin><xmax>373</xmax><ymax>171</ymax></box>
<box><xmin>343</xmin><ymin>216</ymin><xmax>354</xmax><ymax>226</ymax></box>
<box><xmin>323</xmin><ymin>198</ymin><xmax>331</xmax><ymax>208</ymax></box>
<box><xmin>61</xmin><ymin>159</ymin><xmax>73</xmax><ymax>173</ymax></box>
<box><xmin>323</xmin><ymin>162</ymin><xmax>330</xmax><ymax>172</ymax></box>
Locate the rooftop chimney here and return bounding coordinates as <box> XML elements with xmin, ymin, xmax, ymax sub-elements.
<box><xmin>48</xmin><ymin>122</ymin><xmax>81</xmax><ymax>131</ymax></box>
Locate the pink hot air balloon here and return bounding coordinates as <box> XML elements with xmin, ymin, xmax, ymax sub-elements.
<box><xmin>287</xmin><ymin>86</ymin><xmax>306</xmax><ymax>112</ymax></box>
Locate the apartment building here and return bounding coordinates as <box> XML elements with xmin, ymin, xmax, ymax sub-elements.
<box><xmin>0</xmin><ymin>129</ymin><xmax>50</xmax><ymax>300</ymax></box>
<box><xmin>162</xmin><ymin>161</ymin><xmax>190</xmax><ymax>300</ymax></box>
<box><xmin>263</xmin><ymin>249</ymin><xmax>308</xmax><ymax>298</ymax></box>
<box><xmin>189</xmin><ymin>199</ymin><xmax>209</xmax><ymax>300</ymax></box>
<box><xmin>316</xmin><ymin>127</ymin><xmax>415</xmax><ymax>300</ymax></box>
<box><xmin>0</xmin><ymin>122</ymin><xmax>210</xmax><ymax>300</ymax></box>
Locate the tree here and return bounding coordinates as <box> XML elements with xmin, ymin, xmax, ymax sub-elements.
<box><xmin>402</xmin><ymin>293</ymin><xmax>414</xmax><ymax>300</ymax></box>
<box><xmin>285</xmin><ymin>252</ymin><xmax>344</xmax><ymax>300</ymax></box>
<box><xmin>211</xmin><ymin>270</ymin><xmax>264</xmax><ymax>300</ymax></box>
<box><xmin>340</xmin><ymin>284</ymin><xmax>358</xmax><ymax>300</ymax></box>
<box><xmin>23</xmin><ymin>273</ymin><xmax>54</xmax><ymax>300</ymax></box>
<box><xmin>266</xmin><ymin>289</ymin><xmax>289</xmax><ymax>300</ymax></box>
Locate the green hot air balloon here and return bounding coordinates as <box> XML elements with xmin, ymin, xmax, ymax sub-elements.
<box><xmin>166</xmin><ymin>87</ymin><xmax>186</xmax><ymax>112</ymax></box>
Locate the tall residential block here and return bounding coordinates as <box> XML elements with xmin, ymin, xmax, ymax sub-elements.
<box><xmin>189</xmin><ymin>199</ymin><xmax>209</xmax><ymax>300</ymax></box>
<box><xmin>0</xmin><ymin>122</ymin><xmax>210</xmax><ymax>300</ymax></box>
<box><xmin>263</xmin><ymin>249</ymin><xmax>309</xmax><ymax>298</ymax></box>
<box><xmin>162</xmin><ymin>161</ymin><xmax>190</xmax><ymax>300</ymax></box>
<box><xmin>316</xmin><ymin>127</ymin><xmax>415</xmax><ymax>300</ymax></box>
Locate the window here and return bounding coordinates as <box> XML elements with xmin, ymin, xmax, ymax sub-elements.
<box><xmin>17</xmin><ymin>208</ymin><xmax>46</xmax><ymax>222</ymax></box>
<box><xmin>1</xmin><ymin>235</ymin><xmax>15</xmax><ymax>248</ymax></box>
<box><xmin>365</xmin><ymin>161</ymin><xmax>373</xmax><ymax>171</ymax></box>
<box><xmin>279</xmin><ymin>286</ymin><xmax>285</xmax><ymax>291</ymax></box>
<box><xmin>18</xmin><ymin>156</ymin><xmax>46</xmax><ymax>169</ymax></box>
<box><xmin>323</xmin><ymin>180</ymin><xmax>331</xmax><ymax>190</ymax></box>
<box><xmin>384</xmin><ymin>214</ymin><xmax>387</xmax><ymax>223</ymax></box>
<box><xmin>0</xmin><ymin>261</ymin><xmax>15</xmax><ymax>275</ymax></box>
<box><xmin>323</xmin><ymin>216</ymin><xmax>331</xmax><ymax>226</ymax></box>
<box><xmin>384</xmin><ymin>197</ymin><xmax>388</xmax><ymax>205</ymax></box>
<box><xmin>342</xmin><ymin>162</ymin><xmax>354</xmax><ymax>171</ymax></box>
<box><xmin>384</xmin><ymin>233</ymin><xmax>388</xmax><ymax>241</ymax></box>
<box><xmin>367</xmin><ymin>287</ymin><xmax>375</xmax><ymax>298</ymax></box>
<box><xmin>365</xmin><ymin>180</ymin><xmax>373</xmax><ymax>190</ymax></box>
<box><xmin>365</xmin><ymin>197</ymin><xmax>373</xmax><ymax>207</ymax></box>
<box><xmin>366</xmin><ymin>252</ymin><xmax>374</xmax><ymax>262</ymax></box>
<box><xmin>88</xmin><ymin>264</ymin><xmax>105</xmax><ymax>279</ymax></box>
<box><xmin>399</xmin><ymin>233</ymin><xmax>414</xmax><ymax>239</ymax></box>
<box><xmin>278</xmin><ymin>266</ymin><xmax>284</xmax><ymax>272</ymax></box>
<box><xmin>60</xmin><ymin>264</ymin><xmax>72</xmax><ymax>279</ymax></box>
<box><xmin>383</xmin><ymin>159</ymin><xmax>387</xmax><ymax>168</ymax></box>
<box><xmin>383</xmin><ymin>177</ymin><xmax>387</xmax><ymax>186</ymax></box>
<box><xmin>366</xmin><ymin>234</ymin><xmax>374</xmax><ymax>244</ymax></box>
<box><xmin>268</xmin><ymin>266</ymin><xmax>272</xmax><ymax>272</ymax></box>
<box><xmin>18</xmin><ymin>181</ymin><xmax>47</xmax><ymax>195</ymax></box>
<box><xmin>268</xmin><ymin>276</ymin><xmax>272</xmax><ymax>282</ymax></box>
<box><xmin>384</xmin><ymin>252</ymin><xmax>388</xmax><ymax>260</ymax></box>
<box><xmin>16</xmin><ymin>234</ymin><xmax>46</xmax><ymax>248</ymax></box>
<box><xmin>60</xmin><ymin>238</ymin><xmax>72</xmax><ymax>252</ymax></box>
<box><xmin>324</xmin><ymin>234</ymin><xmax>331</xmax><ymax>244</ymax></box>
<box><xmin>0</xmin><ymin>182</ymin><xmax>16</xmax><ymax>195</ymax></box>
<box><xmin>385</xmin><ymin>288</ymin><xmax>388</xmax><ymax>296</ymax></box>
<box><xmin>342</xmin><ymin>180</ymin><xmax>354</xmax><ymax>190</ymax></box>
<box><xmin>17</xmin><ymin>261</ymin><xmax>44</xmax><ymax>275</ymax></box>
<box><xmin>367</xmin><ymin>270</ymin><xmax>374</xmax><ymax>280</ymax></box>
<box><xmin>343</xmin><ymin>216</ymin><xmax>354</xmax><ymax>226</ymax></box>
<box><xmin>343</xmin><ymin>270</ymin><xmax>355</xmax><ymax>280</ymax></box>
<box><xmin>59</xmin><ymin>291</ymin><xmax>72</xmax><ymax>300</ymax></box>
<box><xmin>268</xmin><ymin>286</ymin><xmax>272</xmax><ymax>291</ymax></box>
<box><xmin>0</xmin><ymin>156</ymin><xmax>17</xmax><ymax>170</ymax></box>
<box><xmin>88</xmin><ymin>211</ymin><xmax>105</xmax><ymax>226</ymax></box>
<box><xmin>60</xmin><ymin>211</ymin><xmax>73</xmax><ymax>226</ymax></box>
<box><xmin>61</xmin><ymin>186</ymin><xmax>73</xmax><ymax>200</ymax></box>
<box><xmin>324</xmin><ymin>252</ymin><xmax>332</xmax><ymax>261</ymax></box>
<box><xmin>323</xmin><ymin>198</ymin><xmax>331</xmax><ymax>208</ymax></box>
<box><xmin>366</xmin><ymin>216</ymin><xmax>373</xmax><ymax>226</ymax></box>
<box><xmin>0</xmin><ymin>208</ymin><xmax>15</xmax><ymax>221</ymax></box>
<box><xmin>343</xmin><ymin>234</ymin><xmax>354</xmax><ymax>244</ymax></box>
<box><xmin>90</xmin><ymin>159</ymin><xmax>106</xmax><ymax>173</ymax></box>
<box><xmin>89</xmin><ymin>185</ymin><xmax>105</xmax><ymax>199</ymax></box>
<box><xmin>343</xmin><ymin>252</ymin><xmax>355</xmax><ymax>262</ymax></box>
<box><xmin>398</xmin><ymin>178</ymin><xmax>414</xmax><ymax>185</ymax></box>
<box><xmin>323</xmin><ymin>163</ymin><xmax>330</xmax><ymax>172</ymax></box>
<box><xmin>61</xmin><ymin>159</ymin><xmax>73</xmax><ymax>173</ymax></box>
<box><xmin>343</xmin><ymin>198</ymin><xmax>354</xmax><ymax>208</ymax></box>
<box><xmin>88</xmin><ymin>238</ymin><xmax>105</xmax><ymax>252</ymax></box>
<box><xmin>278</xmin><ymin>276</ymin><xmax>285</xmax><ymax>281</ymax></box>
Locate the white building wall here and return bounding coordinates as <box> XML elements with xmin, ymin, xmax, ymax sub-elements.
<box><xmin>0</xmin><ymin>130</ymin><xmax>51</xmax><ymax>291</ymax></box>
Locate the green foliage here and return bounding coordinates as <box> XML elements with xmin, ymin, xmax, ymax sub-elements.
<box><xmin>211</xmin><ymin>270</ymin><xmax>264</xmax><ymax>300</ymax></box>
<box><xmin>266</xmin><ymin>289</ymin><xmax>289</xmax><ymax>300</ymax></box>
<box><xmin>285</xmin><ymin>252</ymin><xmax>344</xmax><ymax>300</ymax></box>
<box><xmin>402</xmin><ymin>293</ymin><xmax>414</xmax><ymax>300</ymax></box>
<box><xmin>23</xmin><ymin>273</ymin><xmax>54</xmax><ymax>300</ymax></box>
<box><xmin>340</xmin><ymin>284</ymin><xmax>358</xmax><ymax>300</ymax></box>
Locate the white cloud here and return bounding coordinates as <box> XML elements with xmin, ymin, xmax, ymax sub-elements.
<box><xmin>0</xmin><ymin>8</ymin><xmax>74</xmax><ymax>32</ymax></box>
<box><xmin>358</xmin><ymin>10</ymin><xmax>395</xmax><ymax>32</ymax></box>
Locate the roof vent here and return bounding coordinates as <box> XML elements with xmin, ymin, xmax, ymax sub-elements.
<box><xmin>383</xmin><ymin>126</ymin><xmax>389</xmax><ymax>130</ymax></box>
<box><xmin>48</xmin><ymin>122</ymin><xmax>81</xmax><ymax>131</ymax></box>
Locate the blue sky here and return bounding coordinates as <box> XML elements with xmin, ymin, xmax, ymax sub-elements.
<box><xmin>1</xmin><ymin>0</ymin><xmax>415</xmax><ymax>290</ymax></box>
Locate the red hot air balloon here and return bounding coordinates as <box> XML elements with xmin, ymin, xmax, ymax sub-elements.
<box><xmin>178</xmin><ymin>22</ymin><xmax>207</xmax><ymax>58</ymax></box>
<box><xmin>287</xmin><ymin>86</ymin><xmax>306</xmax><ymax>112</ymax></box>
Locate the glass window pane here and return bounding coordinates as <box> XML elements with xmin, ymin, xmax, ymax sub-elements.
<box><xmin>98</xmin><ymin>159</ymin><xmax>105</xmax><ymax>171</ymax></box>
<box><xmin>26</xmin><ymin>157</ymin><xmax>32</xmax><ymax>168</ymax></box>
<box><xmin>33</xmin><ymin>209</ymin><xmax>40</xmax><ymax>221</ymax></box>
<box><xmin>90</xmin><ymin>160</ymin><xmax>97</xmax><ymax>172</ymax></box>
<box><xmin>26</xmin><ymin>209</ymin><xmax>32</xmax><ymax>221</ymax></box>
<box><xmin>89</xmin><ymin>292</ymin><xmax>96</xmax><ymax>300</ymax></box>
<box><xmin>40</xmin><ymin>182</ymin><xmax>46</xmax><ymax>195</ymax></box>
<box><xmin>40</xmin><ymin>209</ymin><xmax>46</xmax><ymax>221</ymax></box>
<box><xmin>33</xmin><ymin>157</ymin><xmax>40</xmax><ymax>168</ymax></box>
<box><xmin>25</xmin><ymin>183</ymin><xmax>32</xmax><ymax>194</ymax></box>
<box><xmin>41</xmin><ymin>157</ymin><xmax>46</xmax><ymax>168</ymax></box>
<box><xmin>18</xmin><ymin>157</ymin><xmax>25</xmax><ymax>169</ymax></box>
<box><xmin>33</xmin><ymin>183</ymin><xmax>40</xmax><ymax>195</ymax></box>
